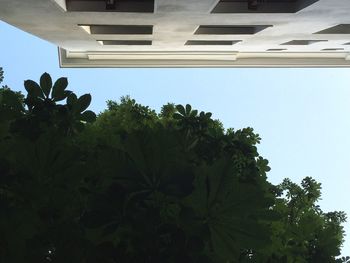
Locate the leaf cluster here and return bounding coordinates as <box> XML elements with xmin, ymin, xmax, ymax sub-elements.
<box><xmin>0</xmin><ymin>67</ymin><xmax>4</xmax><ymax>84</ymax></box>
<box><xmin>0</xmin><ymin>72</ymin><xmax>347</xmax><ymax>263</ymax></box>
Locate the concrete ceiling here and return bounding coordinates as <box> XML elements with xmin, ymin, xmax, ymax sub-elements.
<box><xmin>1</xmin><ymin>0</ymin><xmax>350</xmax><ymax>67</ymax></box>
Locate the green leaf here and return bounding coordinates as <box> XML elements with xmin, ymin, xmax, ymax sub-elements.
<box><xmin>52</xmin><ymin>77</ymin><xmax>68</xmax><ymax>101</ymax></box>
<box><xmin>24</xmin><ymin>80</ymin><xmax>44</xmax><ymax>98</ymax></box>
<box><xmin>40</xmin><ymin>72</ymin><xmax>52</xmax><ymax>98</ymax></box>
<box><xmin>210</xmin><ymin>224</ymin><xmax>240</xmax><ymax>261</ymax></box>
<box><xmin>184</xmin><ymin>158</ymin><xmax>272</xmax><ymax>260</ymax></box>
<box><xmin>173</xmin><ymin>113</ymin><xmax>183</xmax><ymax>120</ymax></box>
<box><xmin>55</xmin><ymin>90</ymin><xmax>72</xmax><ymax>102</ymax></box>
<box><xmin>176</xmin><ymin>104</ymin><xmax>186</xmax><ymax>115</ymax></box>
<box><xmin>80</xmin><ymin>110</ymin><xmax>96</xmax><ymax>122</ymax></box>
<box><xmin>190</xmin><ymin>109</ymin><xmax>198</xmax><ymax>117</ymax></box>
<box><xmin>185</xmin><ymin>104</ymin><xmax>191</xmax><ymax>115</ymax></box>
<box><xmin>0</xmin><ymin>67</ymin><xmax>4</xmax><ymax>84</ymax></box>
<box><xmin>67</xmin><ymin>93</ymin><xmax>77</xmax><ymax>106</ymax></box>
<box><xmin>0</xmin><ymin>88</ymin><xmax>24</xmax><ymax>113</ymax></box>
<box><xmin>186</xmin><ymin>104</ymin><xmax>192</xmax><ymax>115</ymax></box>
<box><xmin>75</xmin><ymin>94</ymin><xmax>92</xmax><ymax>113</ymax></box>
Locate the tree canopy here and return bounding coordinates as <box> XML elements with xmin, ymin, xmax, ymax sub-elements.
<box><xmin>0</xmin><ymin>72</ymin><xmax>348</xmax><ymax>263</ymax></box>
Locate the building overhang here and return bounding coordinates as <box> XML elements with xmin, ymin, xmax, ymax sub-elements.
<box><xmin>59</xmin><ymin>48</ymin><xmax>350</xmax><ymax>68</ymax></box>
<box><xmin>2</xmin><ymin>0</ymin><xmax>350</xmax><ymax>68</ymax></box>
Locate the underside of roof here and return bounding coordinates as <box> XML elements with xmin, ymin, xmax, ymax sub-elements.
<box><xmin>1</xmin><ymin>0</ymin><xmax>350</xmax><ymax>67</ymax></box>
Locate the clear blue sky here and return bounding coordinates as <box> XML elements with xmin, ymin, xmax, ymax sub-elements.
<box><xmin>1</xmin><ymin>20</ymin><xmax>349</xmax><ymax>256</ymax></box>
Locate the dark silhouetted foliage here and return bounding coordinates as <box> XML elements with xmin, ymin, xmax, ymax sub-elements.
<box><xmin>0</xmin><ymin>67</ymin><xmax>4</xmax><ymax>84</ymax></box>
<box><xmin>0</xmin><ymin>72</ymin><xmax>347</xmax><ymax>263</ymax></box>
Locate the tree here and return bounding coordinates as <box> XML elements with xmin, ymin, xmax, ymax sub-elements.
<box><xmin>250</xmin><ymin>177</ymin><xmax>348</xmax><ymax>262</ymax></box>
<box><xmin>0</xmin><ymin>72</ymin><xmax>347</xmax><ymax>263</ymax></box>
<box><xmin>0</xmin><ymin>67</ymin><xmax>4</xmax><ymax>84</ymax></box>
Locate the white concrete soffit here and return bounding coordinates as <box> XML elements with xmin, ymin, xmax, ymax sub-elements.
<box><xmin>59</xmin><ymin>49</ymin><xmax>350</xmax><ymax>68</ymax></box>
<box><xmin>1</xmin><ymin>0</ymin><xmax>350</xmax><ymax>67</ymax></box>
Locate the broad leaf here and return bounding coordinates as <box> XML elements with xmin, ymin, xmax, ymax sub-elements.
<box><xmin>176</xmin><ymin>104</ymin><xmax>186</xmax><ymax>115</ymax></box>
<box><xmin>40</xmin><ymin>72</ymin><xmax>52</xmax><ymax>98</ymax></box>
<box><xmin>185</xmin><ymin>104</ymin><xmax>191</xmax><ymax>115</ymax></box>
<box><xmin>53</xmin><ymin>90</ymin><xmax>71</xmax><ymax>102</ymax></box>
<box><xmin>24</xmin><ymin>80</ymin><xmax>44</xmax><ymax>98</ymax></box>
<box><xmin>52</xmin><ymin>77</ymin><xmax>68</xmax><ymax>101</ymax></box>
<box><xmin>184</xmin><ymin>158</ymin><xmax>272</xmax><ymax>261</ymax></box>
<box><xmin>75</xmin><ymin>94</ymin><xmax>92</xmax><ymax>113</ymax></box>
<box><xmin>81</xmin><ymin>110</ymin><xmax>96</xmax><ymax>123</ymax></box>
<box><xmin>67</xmin><ymin>93</ymin><xmax>77</xmax><ymax>106</ymax></box>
